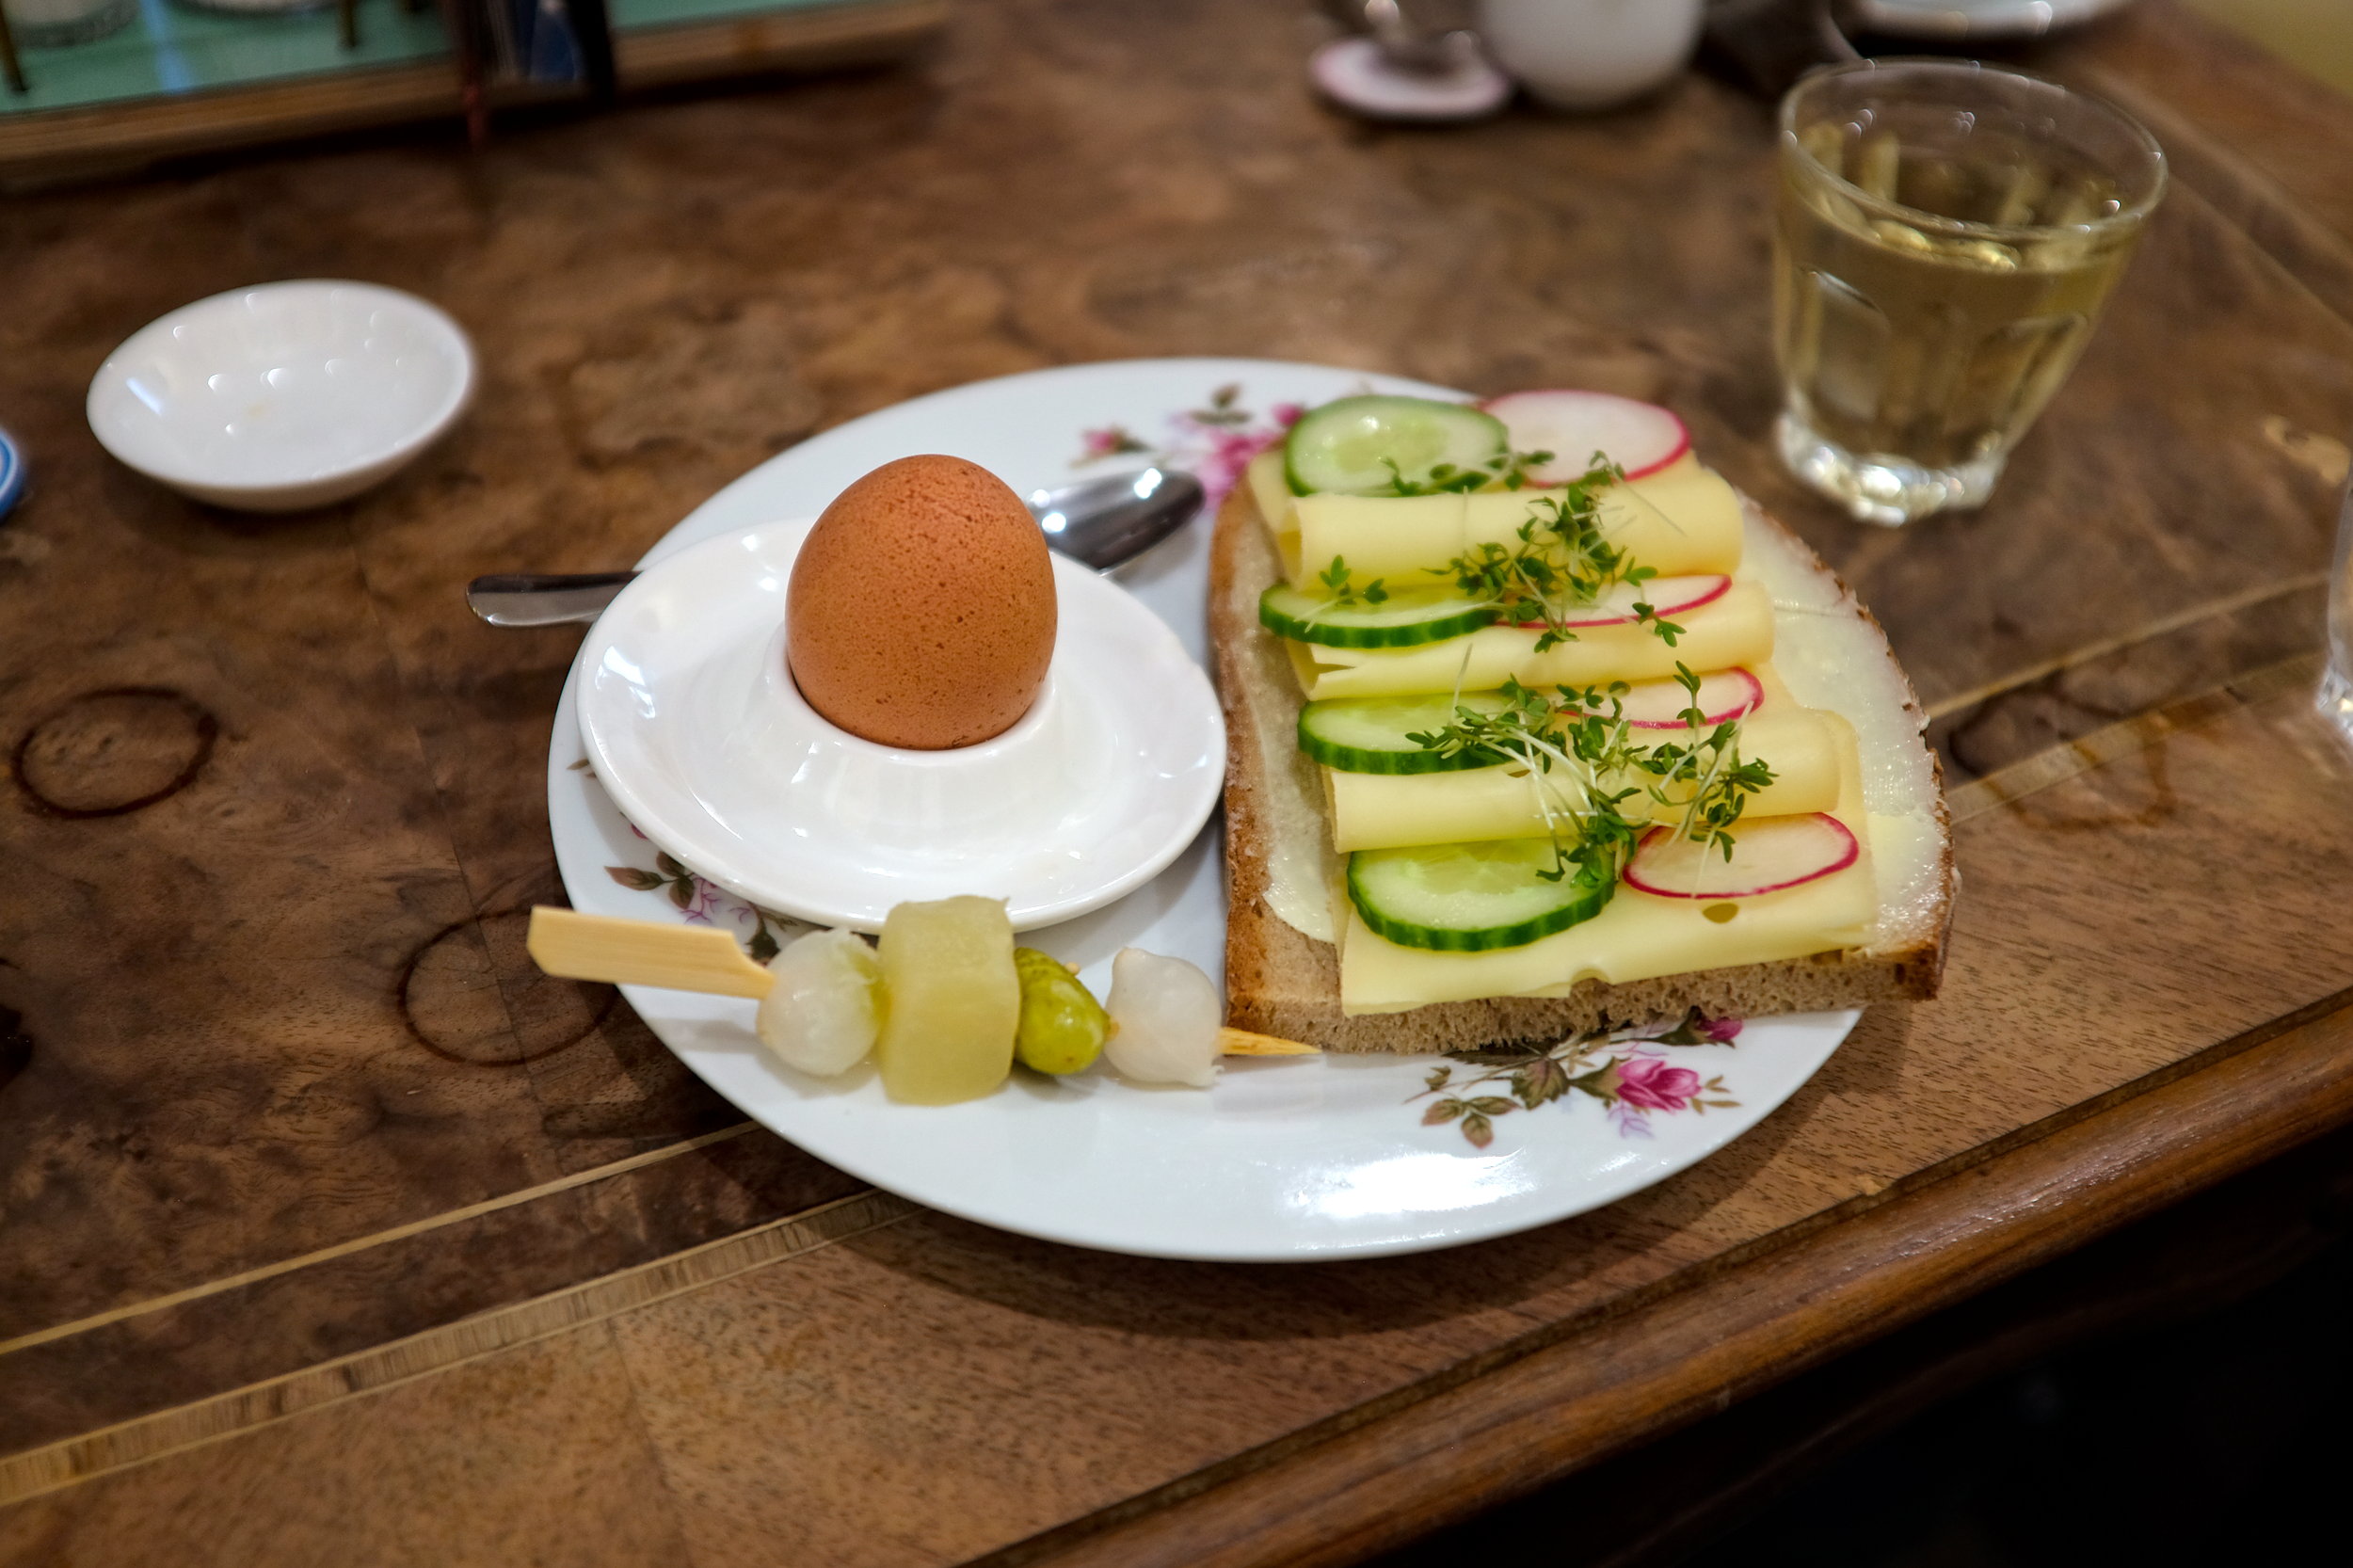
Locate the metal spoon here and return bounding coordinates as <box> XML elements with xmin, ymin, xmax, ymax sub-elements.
<box><xmin>467</xmin><ymin>466</ymin><xmax>1207</xmax><ymax>628</ymax></box>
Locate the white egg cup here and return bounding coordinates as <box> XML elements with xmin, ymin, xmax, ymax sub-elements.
<box><xmin>87</xmin><ymin>280</ymin><xmax>474</xmax><ymax>512</ymax></box>
<box><xmin>577</xmin><ymin>518</ymin><xmax>1225</xmax><ymax>933</ymax></box>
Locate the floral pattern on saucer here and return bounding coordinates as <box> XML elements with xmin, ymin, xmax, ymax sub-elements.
<box><xmin>584</xmin><ymin>782</ymin><xmax>813</xmax><ymax>961</ymax></box>
<box><xmin>1413</xmin><ymin>1013</ymin><xmax>1744</xmax><ymax>1148</ymax></box>
<box><xmin>1077</xmin><ymin>381</ymin><xmax>1307</xmax><ymax>506</ymax></box>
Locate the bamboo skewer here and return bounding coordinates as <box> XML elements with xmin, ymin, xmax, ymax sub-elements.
<box><xmin>529</xmin><ymin>905</ymin><xmax>772</xmax><ymax>998</ymax></box>
<box><xmin>1216</xmin><ymin>1028</ymin><xmax>1320</xmax><ymax>1058</ymax></box>
<box><xmin>526</xmin><ymin>907</ymin><xmax>1320</xmax><ymax>1056</ymax></box>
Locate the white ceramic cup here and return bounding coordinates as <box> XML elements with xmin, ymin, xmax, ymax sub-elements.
<box><xmin>1476</xmin><ymin>0</ymin><xmax>1705</xmax><ymax>111</ymax></box>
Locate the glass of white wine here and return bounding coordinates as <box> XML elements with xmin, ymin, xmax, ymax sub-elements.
<box><xmin>1772</xmin><ymin>59</ymin><xmax>2168</xmax><ymax>525</ymax></box>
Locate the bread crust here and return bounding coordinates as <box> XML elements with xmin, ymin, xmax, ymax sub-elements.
<box><xmin>1210</xmin><ymin>482</ymin><xmax>1955</xmax><ymax>1053</ymax></box>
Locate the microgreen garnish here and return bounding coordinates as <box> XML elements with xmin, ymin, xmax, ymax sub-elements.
<box><xmin>1631</xmin><ymin>600</ymin><xmax>1685</xmax><ymax>647</ymax></box>
<box><xmin>1325</xmin><ymin>451</ymin><xmax>1689</xmax><ymax>655</ymax></box>
<box><xmin>1431</xmin><ymin>454</ymin><xmax>1666</xmax><ymax>653</ymax></box>
<box><xmin>1406</xmin><ymin>664</ymin><xmax>1775</xmax><ymax>882</ymax></box>
<box><xmin>1374</xmin><ymin>446</ymin><xmax>1557</xmax><ymax>497</ymax></box>
<box><xmin>1315</xmin><ymin>555</ymin><xmax>1389</xmax><ymax>608</ymax></box>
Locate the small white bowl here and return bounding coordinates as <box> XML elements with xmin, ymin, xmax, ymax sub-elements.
<box><xmin>87</xmin><ymin>280</ymin><xmax>474</xmax><ymax>512</ymax></box>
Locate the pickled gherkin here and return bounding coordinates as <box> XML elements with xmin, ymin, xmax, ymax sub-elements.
<box><xmin>873</xmin><ymin>896</ymin><xmax>1019</xmax><ymax>1104</ymax></box>
<box><xmin>1011</xmin><ymin>949</ymin><xmax>1110</xmax><ymax>1075</ymax></box>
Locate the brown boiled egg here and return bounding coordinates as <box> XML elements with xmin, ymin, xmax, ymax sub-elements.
<box><xmin>786</xmin><ymin>456</ymin><xmax>1057</xmax><ymax>750</ymax></box>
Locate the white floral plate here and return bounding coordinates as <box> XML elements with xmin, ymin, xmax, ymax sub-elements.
<box><xmin>549</xmin><ymin>358</ymin><xmax>1859</xmax><ymax>1261</ymax></box>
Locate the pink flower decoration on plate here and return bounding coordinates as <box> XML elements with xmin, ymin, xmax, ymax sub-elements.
<box><xmin>1198</xmin><ymin>427</ymin><xmax>1284</xmax><ymax>505</ymax></box>
<box><xmin>1079</xmin><ymin>424</ymin><xmax>1149</xmax><ymax>461</ymax></box>
<box><xmin>1614</xmin><ymin>1057</ymin><xmax>1704</xmax><ymax>1112</ymax></box>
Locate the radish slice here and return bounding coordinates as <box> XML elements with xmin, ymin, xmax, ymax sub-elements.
<box><xmin>1625</xmin><ymin>813</ymin><xmax>1859</xmax><ymax>901</ymax></box>
<box><xmin>1572</xmin><ymin>667</ymin><xmax>1764</xmax><ymax>729</ymax></box>
<box><xmin>1511</xmin><ymin>574</ymin><xmax>1729</xmax><ymax>630</ymax></box>
<box><xmin>1481</xmin><ymin>391</ymin><xmax>1692</xmax><ymax>484</ymax></box>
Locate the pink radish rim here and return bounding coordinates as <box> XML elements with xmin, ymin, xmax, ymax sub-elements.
<box><xmin>1623</xmin><ymin>812</ymin><xmax>1859</xmax><ymax>900</ymax></box>
<box><xmin>1577</xmin><ymin>667</ymin><xmax>1764</xmax><ymax>730</ymax></box>
<box><xmin>1619</xmin><ymin>422</ymin><xmax>1690</xmax><ymax>481</ymax></box>
<box><xmin>1477</xmin><ymin>392</ymin><xmax>1693</xmax><ymax>484</ymax></box>
<box><xmin>1513</xmin><ymin>574</ymin><xmax>1730</xmax><ymax>631</ymax></box>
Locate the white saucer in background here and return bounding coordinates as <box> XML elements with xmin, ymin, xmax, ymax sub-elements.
<box><xmin>577</xmin><ymin>517</ymin><xmax>1225</xmax><ymax>933</ymax></box>
<box><xmin>88</xmin><ymin>280</ymin><xmax>473</xmax><ymax>512</ymax></box>
<box><xmin>1843</xmin><ymin>0</ymin><xmax>2137</xmax><ymax>40</ymax></box>
<box><xmin>1309</xmin><ymin>36</ymin><xmax>1513</xmax><ymax>121</ymax></box>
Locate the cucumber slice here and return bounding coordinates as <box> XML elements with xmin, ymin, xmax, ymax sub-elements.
<box><xmin>1284</xmin><ymin>395</ymin><xmax>1510</xmax><ymax>495</ymax></box>
<box><xmin>1259</xmin><ymin>583</ymin><xmax>1501</xmax><ymax>649</ymax></box>
<box><xmin>1348</xmin><ymin>840</ymin><xmax>1618</xmax><ymax>952</ymax></box>
<box><xmin>1298</xmin><ymin>692</ymin><xmax>1515</xmax><ymax>774</ymax></box>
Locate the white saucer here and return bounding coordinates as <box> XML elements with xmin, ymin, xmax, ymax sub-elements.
<box><xmin>1844</xmin><ymin>0</ymin><xmax>2136</xmax><ymax>39</ymax></box>
<box><xmin>577</xmin><ymin>516</ymin><xmax>1225</xmax><ymax>933</ymax></box>
<box><xmin>1308</xmin><ymin>37</ymin><xmax>1513</xmax><ymax>122</ymax></box>
<box><xmin>87</xmin><ymin>280</ymin><xmax>474</xmax><ymax>512</ymax></box>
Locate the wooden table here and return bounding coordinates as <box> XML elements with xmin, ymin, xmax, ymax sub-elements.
<box><xmin>6</xmin><ymin>3</ymin><xmax>2353</xmax><ymax>1562</ymax></box>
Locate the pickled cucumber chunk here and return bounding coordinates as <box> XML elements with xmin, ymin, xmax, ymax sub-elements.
<box><xmin>874</xmin><ymin>896</ymin><xmax>1019</xmax><ymax>1104</ymax></box>
<box><xmin>1012</xmin><ymin>948</ymin><xmax>1110</xmax><ymax>1075</ymax></box>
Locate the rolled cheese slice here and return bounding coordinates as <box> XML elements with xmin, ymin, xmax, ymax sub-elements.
<box><xmin>1250</xmin><ymin>451</ymin><xmax>1746</xmax><ymax>588</ymax></box>
<box><xmin>1326</xmin><ymin>706</ymin><xmax>1842</xmax><ymax>852</ymax></box>
<box><xmin>1337</xmin><ymin>714</ymin><xmax>1876</xmax><ymax>1014</ymax></box>
<box><xmin>1288</xmin><ymin>581</ymin><xmax>1773</xmax><ymax>701</ymax></box>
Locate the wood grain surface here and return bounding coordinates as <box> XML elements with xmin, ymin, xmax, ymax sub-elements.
<box><xmin>3</xmin><ymin>1</ymin><xmax>2352</xmax><ymax>1563</ymax></box>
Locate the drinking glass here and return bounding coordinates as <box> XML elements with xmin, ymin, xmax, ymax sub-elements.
<box><xmin>1771</xmin><ymin>59</ymin><xmax>2167</xmax><ymax>525</ymax></box>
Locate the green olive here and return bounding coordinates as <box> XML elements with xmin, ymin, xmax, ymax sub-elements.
<box><xmin>1012</xmin><ymin>948</ymin><xmax>1110</xmax><ymax>1075</ymax></box>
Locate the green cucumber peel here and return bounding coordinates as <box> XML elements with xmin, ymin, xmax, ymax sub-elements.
<box><xmin>1258</xmin><ymin>582</ymin><xmax>1502</xmax><ymax>650</ymax></box>
<box><xmin>1347</xmin><ymin>843</ymin><xmax>1618</xmax><ymax>952</ymax></box>
<box><xmin>1298</xmin><ymin>693</ymin><xmax>1515</xmax><ymax>775</ymax></box>
<box><xmin>1283</xmin><ymin>395</ymin><xmax>1529</xmax><ymax>496</ymax></box>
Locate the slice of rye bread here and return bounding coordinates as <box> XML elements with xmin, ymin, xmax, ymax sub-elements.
<box><xmin>1209</xmin><ymin>480</ymin><xmax>1956</xmax><ymax>1054</ymax></box>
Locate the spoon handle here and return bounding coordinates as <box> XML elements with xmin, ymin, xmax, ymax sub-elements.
<box><xmin>469</xmin><ymin>464</ymin><xmax>1201</xmax><ymax>625</ymax></box>
<box><xmin>467</xmin><ymin>571</ymin><xmax>637</xmax><ymax>626</ymax></box>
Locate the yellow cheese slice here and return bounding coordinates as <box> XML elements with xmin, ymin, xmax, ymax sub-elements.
<box><xmin>1289</xmin><ymin>582</ymin><xmax>1773</xmax><ymax>701</ymax></box>
<box><xmin>1326</xmin><ymin>705</ymin><xmax>1842</xmax><ymax>852</ymax></box>
<box><xmin>1337</xmin><ymin>714</ymin><xmax>1875</xmax><ymax>1015</ymax></box>
<box><xmin>1247</xmin><ymin>448</ymin><xmax>1294</xmax><ymax>555</ymax></box>
<box><xmin>1254</xmin><ymin>451</ymin><xmax>1744</xmax><ymax>587</ymax></box>
<box><xmin>1289</xmin><ymin>493</ymin><xmax>1465</xmax><ymax>588</ymax></box>
<box><xmin>1467</xmin><ymin>458</ymin><xmax>1741</xmax><ymax>578</ymax></box>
